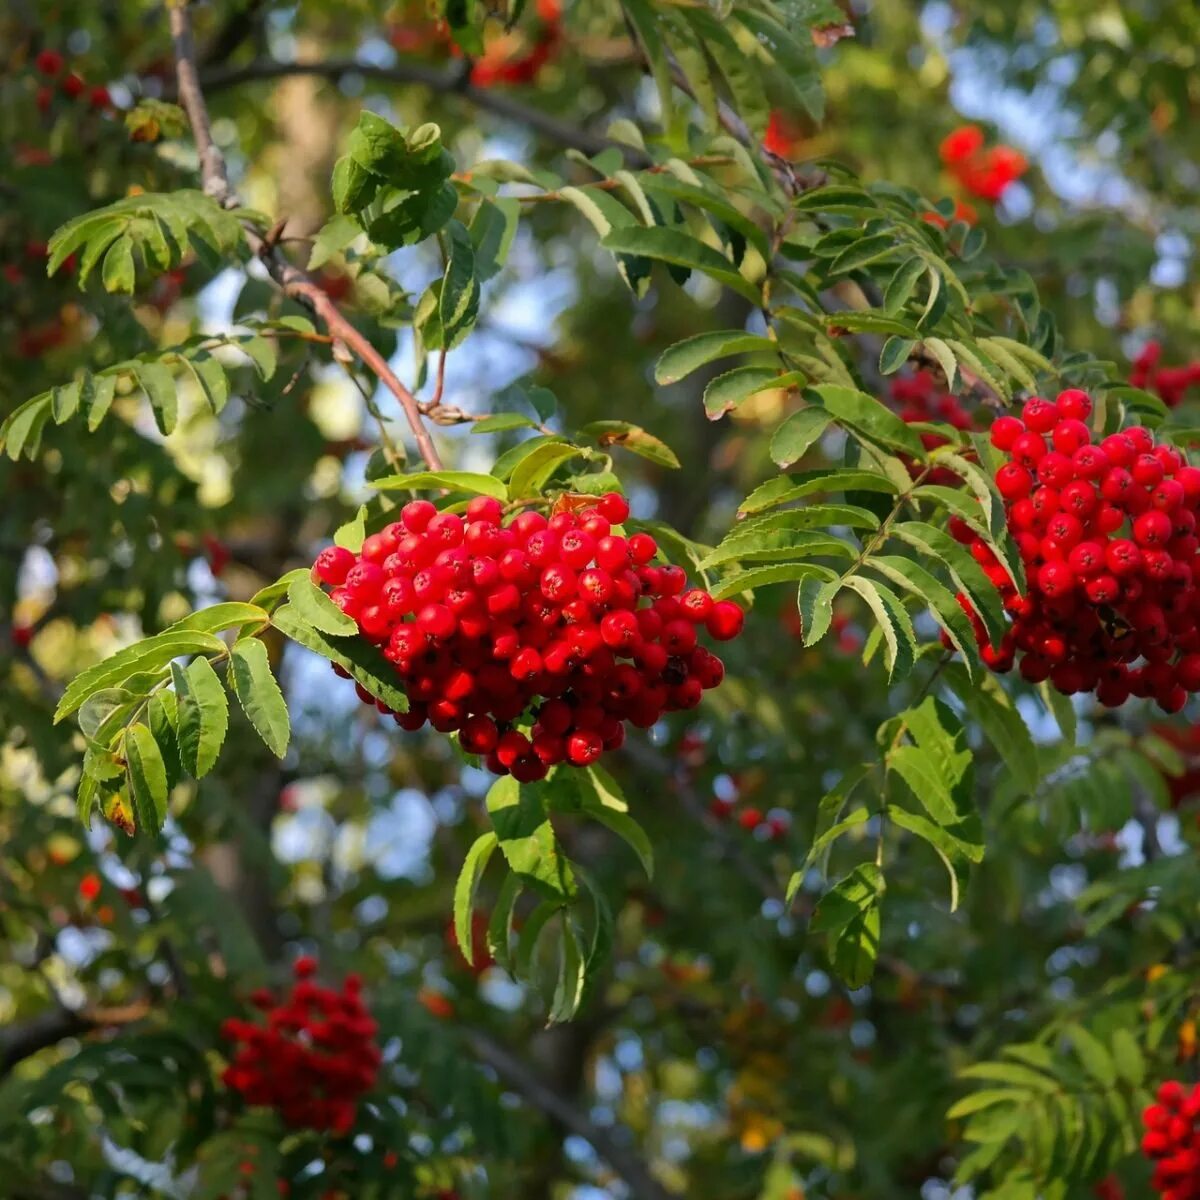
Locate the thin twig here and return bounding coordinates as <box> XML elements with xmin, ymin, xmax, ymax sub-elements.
<box><xmin>466</xmin><ymin>1026</ymin><xmax>673</xmax><ymax>1200</ymax></box>
<box><xmin>167</xmin><ymin>3</ymin><xmax>443</xmax><ymax>470</ymax></box>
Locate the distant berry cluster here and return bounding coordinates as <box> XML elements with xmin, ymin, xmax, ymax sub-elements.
<box><xmin>939</xmin><ymin>124</ymin><xmax>1027</xmax><ymax>202</ymax></box>
<box><xmin>953</xmin><ymin>390</ymin><xmax>1200</xmax><ymax>710</ymax></box>
<box><xmin>220</xmin><ymin>958</ymin><xmax>380</xmax><ymax>1134</ymax></box>
<box><xmin>313</xmin><ymin>494</ymin><xmax>744</xmax><ymax>779</ymax></box>
<box><xmin>1142</xmin><ymin>1080</ymin><xmax>1200</xmax><ymax>1199</ymax></box>
<box><xmin>33</xmin><ymin>48</ymin><xmax>111</xmax><ymax>113</ymax></box>
<box><xmin>1132</xmin><ymin>342</ymin><xmax>1200</xmax><ymax>409</ymax></box>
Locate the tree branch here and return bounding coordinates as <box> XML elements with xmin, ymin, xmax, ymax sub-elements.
<box><xmin>193</xmin><ymin>58</ymin><xmax>631</xmax><ymax>161</ymax></box>
<box><xmin>0</xmin><ymin>1001</ymin><xmax>150</xmax><ymax>1077</ymax></box>
<box><xmin>466</xmin><ymin>1026</ymin><xmax>673</xmax><ymax>1200</ymax></box>
<box><xmin>167</xmin><ymin>3</ymin><xmax>444</xmax><ymax>471</ymax></box>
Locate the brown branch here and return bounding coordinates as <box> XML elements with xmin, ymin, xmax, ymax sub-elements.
<box><xmin>466</xmin><ymin>1026</ymin><xmax>673</xmax><ymax>1200</ymax></box>
<box><xmin>192</xmin><ymin>58</ymin><xmax>637</xmax><ymax>162</ymax></box>
<box><xmin>0</xmin><ymin>1000</ymin><xmax>150</xmax><ymax>1077</ymax></box>
<box><xmin>167</xmin><ymin>3</ymin><xmax>443</xmax><ymax>470</ymax></box>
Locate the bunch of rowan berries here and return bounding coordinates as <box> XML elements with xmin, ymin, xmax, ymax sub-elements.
<box><xmin>951</xmin><ymin>389</ymin><xmax>1200</xmax><ymax>711</ymax></box>
<box><xmin>1132</xmin><ymin>341</ymin><xmax>1200</xmax><ymax>410</ymax></box>
<box><xmin>938</xmin><ymin>124</ymin><xmax>1027</xmax><ymax>202</ymax></box>
<box><xmin>1141</xmin><ymin>1080</ymin><xmax>1200</xmax><ymax>1199</ymax></box>
<box><xmin>220</xmin><ymin>957</ymin><xmax>380</xmax><ymax>1135</ymax></box>
<box><xmin>33</xmin><ymin>49</ymin><xmax>111</xmax><ymax>112</ymax></box>
<box><xmin>312</xmin><ymin>492</ymin><xmax>744</xmax><ymax>780</ymax></box>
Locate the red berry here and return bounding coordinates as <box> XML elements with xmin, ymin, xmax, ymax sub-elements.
<box><xmin>706</xmin><ymin>600</ymin><xmax>745</xmax><ymax>641</ymax></box>
<box><xmin>35</xmin><ymin>49</ymin><xmax>64</xmax><ymax>76</ymax></box>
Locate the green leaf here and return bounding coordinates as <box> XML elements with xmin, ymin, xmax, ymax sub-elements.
<box><xmin>148</xmin><ymin>690</ymin><xmax>182</xmax><ymax>793</ymax></box>
<box><xmin>1067</xmin><ymin>1024</ymin><xmax>1116</xmax><ymax>1088</ymax></box>
<box><xmin>125</xmin><ymin>723</ymin><xmax>169</xmax><ymax>835</ymax></box>
<box><xmin>508</xmin><ymin>442</ymin><xmax>584</xmax><ymax>498</ymax></box>
<box><xmin>287</xmin><ymin>576</ymin><xmax>357</xmax><ymax>636</ymax></box>
<box><xmin>1</xmin><ymin>394</ymin><xmax>52</xmax><ymax>460</ymax></box>
<box><xmin>578</xmin><ymin>765</ymin><xmax>653</xmax><ymax>878</ymax></box>
<box><xmin>704</xmin><ymin>366</ymin><xmax>800</xmax><ymax>419</ymax></box>
<box><xmin>485</xmin><ymin>776</ymin><xmax>576</xmax><ymax>901</ymax></box>
<box><xmin>307</xmin><ymin>214</ymin><xmax>361</xmax><ymax>270</ymax></box>
<box><xmin>439</xmin><ymin>219</ymin><xmax>480</xmax><ymax>349</ymax></box>
<box><xmin>558</xmin><ymin>185</ymin><xmax>651</xmax><ymax>297</ymax></box>
<box><xmin>600</xmin><ymin>227</ymin><xmax>761</xmax><ymax>302</ymax></box>
<box><xmin>228</xmin><ymin>638</ymin><xmax>290</xmax><ymax>758</ymax></box>
<box><xmin>890</xmin><ymin>521</ymin><xmax>1008</xmax><ymax>650</ymax></box>
<box><xmin>486</xmin><ymin>872</ymin><xmax>523</xmax><ymax>973</ymax></box>
<box><xmin>333</xmin><ymin>504</ymin><xmax>368</xmax><ymax>553</ymax></box>
<box><xmin>87</xmin><ymin>373</ymin><xmax>118</xmax><ymax>431</ymax></box>
<box><xmin>101</xmin><ymin>236</ymin><xmax>136</xmax><ymax>294</ymax></box>
<box><xmin>51</xmin><ymin>381</ymin><xmax>81</xmax><ymax>424</ymax></box>
<box><xmin>271</xmin><ymin>604</ymin><xmax>409</xmax><ymax>713</ymax></box>
<box><xmin>173</xmin><ymin>657</ymin><xmax>229</xmax><ymax>779</ymax></box>
<box><xmin>654</xmin><ymin>330</ymin><xmax>776</xmax><ymax>385</ymax></box>
<box><xmin>238</xmin><ymin>335</ymin><xmax>278</xmax><ymax>381</ymax></box>
<box><xmin>959</xmin><ymin>1060</ymin><xmax>1059</xmax><ymax>1094</ymax></box>
<box><xmin>811</xmin><ymin>864</ymin><xmax>885</xmax><ymax>989</ymax></box>
<box><xmin>471</xmin><ymin>412</ymin><xmax>538</xmax><ymax>434</ymax></box>
<box><xmin>1111</xmin><ymin>1029</ymin><xmax>1145</xmax><ymax>1087</ymax></box>
<box><xmin>867</xmin><ymin>555</ymin><xmax>982</xmax><ymax>678</ymax></box>
<box><xmin>922</xmin><ymin>336</ymin><xmax>958</xmax><ymax>390</ymax></box>
<box><xmin>827</xmin><ymin>233</ymin><xmax>901</xmax><ymax>276</ymax></box>
<box><xmin>135</xmin><ymin>361</ymin><xmax>178</xmax><ymax>436</ymax></box>
<box><xmin>181</xmin><ymin>352</ymin><xmax>229</xmax><ymax>415</ymax></box>
<box><xmin>548</xmin><ymin>914</ymin><xmax>586</xmax><ymax>1024</ymax></box>
<box><xmin>842</xmin><ymin>576</ymin><xmax>916</xmax><ymax>680</ymax></box>
<box><xmin>454</xmin><ymin>831</ymin><xmax>499</xmax><ymax>969</ymax></box>
<box><xmin>371</xmin><ymin>471</ymin><xmax>508</xmax><ymax>500</ymax></box>
<box><xmin>806</xmin><ymin>384</ymin><xmax>926</xmax><ymax>457</ymax></box>
<box><xmin>739</xmin><ymin>468</ymin><xmax>900</xmax><ymax>515</ymax></box>
<box><xmin>711</xmin><ymin>562</ymin><xmax>838</xmax><ymax>602</ymax></box>
<box><xmin>54</xmin><ymin>630</ymin><xmax>226</xmax><ymax>722</ymax></box>
<box><xmin>771</xmin><ymin>408</ymin><xmax>834</xmax><ymax>466</ymax></box>
<box><xmin>880</xmin><ymin>336</ymin><xmax>915</xmax><ymax>376</ymax></box>
<box><xmin>699</xmin><ymin>530</ymin><xmax>856</xmax><ymax>571</ymax></box>
<box><xmin>578</xmin><ymin>421</ymin><xmax>680</xmax><ymax>469</ymax></box>
<box><xmin>884</xmin><ymin>256</ymin><xmax>926</xmax><ymax>313</ymax></box>
<box><xmin>942</xmin><ymin>664</ymin><xmax>1038</xmax><ymax>792</ymax></box>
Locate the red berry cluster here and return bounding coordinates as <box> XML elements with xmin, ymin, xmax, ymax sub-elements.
<box><xmin>1133</xmin><ymin>342</ymin><xmax>1200</xmax><ymax>410</ymax></box>
<box><xmin>33</xmin><ymin>49</ymin><xmax>111</xmax><ymax>112</ymax></box>
<box><xmin>939</xmin><ymin>125</ymin><xmax>1027</xmax><ymax>202</ymax></box>
<box><xmin>952</xmin><ymin>389</ymin><xmax>1200</xmax><ymax>711</ymax></box>
<box><xmin>891</xmin><ymin>369</ymin><xmax>976</xmax><ymax>486</ymax></box>
<box><xmin>312</xmin><ymin>493</ymin><xmax>744</xmax><ymax>780</ymax></box>
<box><xmin>1142</xmin><ymin>1080</ymin><xmax>1200</xmax><ymax>1199</ymax></box>
<box><xmin>763</xmin><ymin>110</ymin><xmax>804</xmax><ymax>159</ymax></box>
<box><xmin>220</xmin><ymin>958</ymin><xmax>380</xmax><ymax>1134</ymax></box>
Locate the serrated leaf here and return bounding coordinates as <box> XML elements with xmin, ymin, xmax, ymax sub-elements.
<box><xmin>699</xmin><ymin>529</ymin><xmax>856</xmax><ymax>571</ymax></box>
<box><xmin>485</xmin><ymin>776</ymin><xmax>576</xmax><ymax>900</ymax></box>
<box><xmin>271</xmin><ymin>603</ymin><xmax>409</xmax><ymax>713</ymax></box>
<box><xmin>711</xmin><ymin>561</ymin><xmax>838</xmax><ymax>601</ymax></box>
<box><xmin>181</xmin><ymin>352</ymin><xmax>229</xmax><ymax>415</ymax></box>
<box><xmin>508</xmin><ymin>442</ymin><xmax>584</xmax><ymax>498</ymax></box>
<box><xmin>471</xmin><ymin>412</ymin><xmax>538</xmax><ymax>434</ymax></box>
<box><xmin>880</xmin><ymin>336</ymin><xmax>915</xmax><ymax>376</ymax></box>
<box><xmin>228</xmin><ymin>638</ymin><xmax>290</xmax><ymax>758</ymax></box>
<box><xmin>101</xmin><ymin>236</ymin><xmax>136</xmax><ymax>294</ymax></box>
<box><xmin>135</xmin><ymin>361</ymin><xmax>178</xmax><ymax>435</ymax></box>
<box><xmin>454</xmin><ymin>831</ymin><xmax>498</xmax><ymax>970</ymax></box>
<box><xmin>771</xmin><ymin>408</ymin><xmax>833</xmax><ymax>466</ymax></box>
<box><xmin>811</xmin><ymin>864</ymin><xmax>884</xmax><ymax>989</ymax></box>
<box><xmin>807</xmin><ymin>384</ymin><xmax>926</xmax><ymax>457</ymax></box>
<box><xmin>287</xmin><ymin>576</ymin><xmax>357</xmax><ymax>636</ymax></box>
<box><xmin>600</xmin><ymin>227</ymin><xmax>761</xmax><ymax>302</ymax></box>
<box><xmin>579</xmin><ymin>420</ymin><xmax>680</xmax><ymax>469</ymax></box>
<box><xmin>867</xmin><ymin>556</ymin><xmax>982</xmax><ymax>678</ymax></box>
<box><xmin>125</xmin><ymin>723</ymin><xmax>169</xmax><ymax>835</ymax></box>
<box><xmin>654</xmin><ymin>330</ymin><xmax>776</xmax><ymax>385</ymax></box>
<box><xmin>173</xmin><ymin>657</ymin><xmax>229</xmax><ymax>779</ymax></box>
<box><xmin>486</xmin><ymin>872</ymin><xmax>523</xmax><ymax>973</ymax></box>
<box><xmin>55</xmin><ymin>630</ymin><xmax>226</xmax><ymax>722</ymax></box>
<box><xmin>371</xmin><ymin>471</ymin><xmax>509</xmax><ymax>500</ymax></box>
<box><xmin>739</xmin><ymin>469</ymin><xmax>899</xmax><ymax>515</ymax></box>
<box><xmin>842</xmin><ymin>576</ymin><xmax>915</xmax><ymax>680</ymax></box>
<box><xmin>578</xmin><ymin>765</ymin><xmax>653</xmax><ymax>878</ymax></box>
